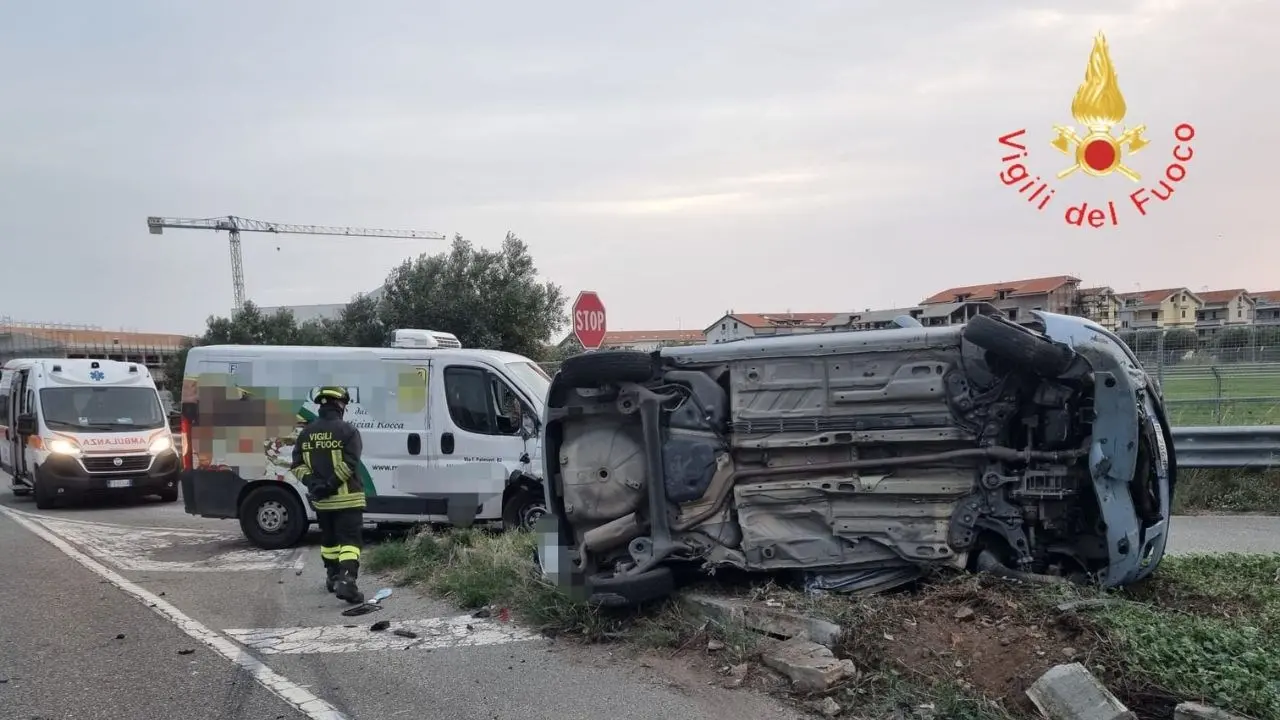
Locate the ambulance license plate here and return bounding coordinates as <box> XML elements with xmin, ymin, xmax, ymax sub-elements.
<box><xmin>107</xmin><ymin>479</ymin><xmax>133</xmax><ymax>489</ymax></box>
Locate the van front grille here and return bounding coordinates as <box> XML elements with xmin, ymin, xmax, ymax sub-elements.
<box><xmin>82</xmin><ymin>455</ymin><xmax>152</xmax><ymax>473</ymax></box>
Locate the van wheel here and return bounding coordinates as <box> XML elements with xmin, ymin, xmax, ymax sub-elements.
<box><xmin>157</xmin><ymin>488</ymin><xmax>179</xmax><ymax>503</ymax></box>
<box><xmin>558</xmin><ymin>350</ymin><xmax>655</xmax><ymax>387</ymax></box>
<box><xmin>963</xmin><ymin>314</ymin><xmax>1076</xmax><ymax>378</ymax></box>
<box><xmin>33</xmin><ymin>474</ymin><xmax>58</xmax><ymax>510</ymax></box>
<box><xmin>239</xmin><ymin>485</ymin><xmax>307</xmax><ymax>550</ymax></box>
<box><xmin>502</xmin><ymin>488</ymin><xmax>547</xmax><ymax>531</ymax></box>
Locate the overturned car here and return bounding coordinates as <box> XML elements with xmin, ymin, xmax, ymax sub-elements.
<box><xmin>538</xmin><ymin>311</ymin><xmax>1175</xmax><ymax>607</ymax></box>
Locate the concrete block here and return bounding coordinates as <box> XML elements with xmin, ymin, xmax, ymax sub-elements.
<box><xmin>1026</xmin><ymin>663</ymin><xmax>1135</xmax><ymax>720</ymax></box>
<box><xmin>760</xmin><ymin>637</ymin><xmax>855</xmax><ymax>692</ymax></box>
<box><xmin>1174</xmin><ymin>702</ymin><xmax>1250</xmax><ymax>720</ymax></box>
<box><xmin>680</xmin><ymin>593</ymin><xmax>843</xmax><ymax>646</ymax></box>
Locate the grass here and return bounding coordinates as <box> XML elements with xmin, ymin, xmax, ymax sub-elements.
<box><xmin>1160</xmin><ymin>372</ymin><xmax>1280</xmax><ymax>426</ymax></box>
<box><xmin>1173</xmin><ymin>469</ymin><xmax>1280</xmax><ymax>514</ymax></box>
<box><xmin>366</xmin><ymin>526</ymin><xmax>1280</xmax><ymax>719</ymax></box>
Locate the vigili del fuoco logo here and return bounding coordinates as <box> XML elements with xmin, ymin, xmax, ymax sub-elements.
<box><xmin>998</xmin><ymin>32</ymin><xmax>1196</xmax><ymax>228</ymax></box>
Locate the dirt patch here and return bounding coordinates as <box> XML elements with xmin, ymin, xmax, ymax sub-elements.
<box><xmin>833</xmin><ymin>576</ymin><xmax>1099</xmax><ymax>714</ymax></box>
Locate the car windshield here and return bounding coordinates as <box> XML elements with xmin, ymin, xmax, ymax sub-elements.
<box><xmin>39</xmin><ymin>387</ymin><xmax>165</xmax><ymax>432</ymax></box>
<box><xmin>504</xmin><ymin>361</ymin><xmax>551</xmax><ymax>407</ymax></box>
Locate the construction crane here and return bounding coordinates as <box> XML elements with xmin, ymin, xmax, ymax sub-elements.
<box><xmin>147</xmin><ymin>215</ymin><xmax>447</xmax><ymax>311</ymax></box>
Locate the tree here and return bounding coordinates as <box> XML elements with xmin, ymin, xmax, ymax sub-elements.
<box><xmin>161</xmin><ymin>301</ymin><xmax>313</xmax><ymax>390</ymax></box>
<box><xmin>379</xmin><ymin>232</ymin><xmax>567</xmax><ymax>358</ymax></box>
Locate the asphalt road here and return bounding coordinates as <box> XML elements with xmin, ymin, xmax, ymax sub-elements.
<box><xmin>0</xmin><ymin>487</ymin><xmax>809</xmax><ymax>720</ymax></box>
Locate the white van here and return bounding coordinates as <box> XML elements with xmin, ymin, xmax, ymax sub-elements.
<box><xmin>1</xmin><ymin>358</ymin><xmax>182</xmax><ymax>509</ymax></box>
<box><xmin>178</xmin><ymin>330</ymin><xmax>550</xmax><ymax>549</ymax></box>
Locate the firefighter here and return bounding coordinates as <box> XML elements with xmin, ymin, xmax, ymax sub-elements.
<box><xmin>290</xmin><ymin>387</ymin><xmax>366</xmax><ymax>604</ymax></box>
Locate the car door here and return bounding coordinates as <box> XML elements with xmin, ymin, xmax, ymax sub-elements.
<box><xmin>429</xmin><ymin>362</ymin><xmax>533</xmax><ymax>524</ymax></box>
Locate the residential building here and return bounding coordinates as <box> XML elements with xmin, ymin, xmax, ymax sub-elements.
<box><xmin>825</xmin><ymin>302</ymin><xmax>999</xmax><ymax>331</ymax></box>
<box><xmin>704</xmin><ymin>312</ymin><xmax>836</xmax><ymax>344</ymax></box>
<box><xmin>1194</xmin><ymin>289</ymin><xmax>1255</xmax><ymax>337</ymax></box>
<box><xmin>920</xmin><ymin>275</ymin><xmax>1082</xmax><ymax>324</ymax></box>
<box><xmin>0</xmin><ymin>321</ymin><xmax>190</xmax><ymax>389</ymax></box>
<box><xmin>1254</xmin><ymin>291</ymin><xmax>1280</xmax><ymax>327</ymax></box>
<box><xmin>559</xmin><ymin>329</ymin><xmax>705</xmax><ymax>352</ymax></box>
<box><xmin>1115</xmin><ymin>288</ymin><xmax>1203</xmax><ymax>330</ymax></box>
<box><xmin>1075</xmin><ymin>286</ymin><xmax>1122</xmax><ymax>330</ymax></box>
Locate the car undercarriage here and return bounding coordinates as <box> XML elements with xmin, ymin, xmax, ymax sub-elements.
<box><xmin>539</xmin><ymin>311</ymin><xmax>1176</xmax><ymax>607</ymax></box>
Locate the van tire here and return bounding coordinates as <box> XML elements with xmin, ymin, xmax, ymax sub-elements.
<box><xmin>239</xmin><ymin>485</ymin><xmax>307</xmax><ymax>550</ymax></box>
<box><xmin>502</xmin><ymin>487</ymin><xmax>547</xmax><ymax>531</ymax></box>
<box><xmin>33</xmin><ymin>478</ymin><xmax>57</xmax><ymax>510</ymax></box>
<box><xmin>157</xmin><ymin>488</ymin><xmax>180</xmax><ymax>503</ymax></box>
<box><xmin>558</xmin><ymin>351</ymin><xmax>655</xmax><ymax>387</ymax></box>
<box><xmin>963</xmin><ymin>314</ymin><xmax>1076</xmax><ymax>378</ymax></box>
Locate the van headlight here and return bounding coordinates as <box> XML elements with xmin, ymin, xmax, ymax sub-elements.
<box><xmin>47</xmin><ymin>438</ymin><xmax>82</xmax><ymax>457</ymax></box>
<box><xmin>149</xmin><ymin>436</ymin><xmax>173</xmax><ymax>455</ymax></box>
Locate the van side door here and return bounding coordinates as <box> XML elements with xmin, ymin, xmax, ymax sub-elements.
<box><xmin>360</xmin><ymin>357</ymin><xmax>435</xmax><ymax>520</ymax></box>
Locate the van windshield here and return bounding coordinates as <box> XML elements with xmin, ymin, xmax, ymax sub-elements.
<box><xmin>504</xmin><ymin>361</ymin><xmax>551</xmax><ymax>406</ymax></box>
<box><xmin>39</xmin><ymin>387</ymin><xmax>165</xmax><ymax>432</ymax></box>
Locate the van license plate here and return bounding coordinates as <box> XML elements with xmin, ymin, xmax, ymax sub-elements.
<box><xmin>107</xmin><ymin>479</ymin><xmax>132</xmax><ymax>489</ymax></box>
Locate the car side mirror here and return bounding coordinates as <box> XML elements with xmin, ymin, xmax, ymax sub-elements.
<box><xmin>16</xmin><ymin>413</ymin><xmax>36</xmax><ymax>436</ymax></box>
<box><xmin>168</xmin><ymin>411</ymin><xmax>182</xmax><ymax>432</ymax></box>
<box><xmin>520</xmin><ymin>413</ymin><xmax>538</xmax><ymax>440</ymax></box>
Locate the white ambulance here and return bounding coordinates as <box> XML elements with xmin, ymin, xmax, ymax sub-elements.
<box><xmin>1</xmin><ymin>358</ymin><xmax>182</xmax><ymax>508</ymax></box>
<box><xmin>178</xmin><ymin>329</ymin><xmax>550</xmax><ymax>549</ymax></box>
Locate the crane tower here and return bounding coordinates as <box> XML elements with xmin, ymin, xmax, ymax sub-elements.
<box><xmin>147</xmin><ymin>215</ymin><xmax>447</xmax><ymax>311</ymax></box>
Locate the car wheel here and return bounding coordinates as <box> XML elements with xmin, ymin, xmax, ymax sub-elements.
<box><xmin>502</xmin><ymin>487</ymin><xmax>547</xmax><ymax>531</ymax></box>
<box><xmin>558</xmin><ymin>350</ymin><xmax>655</xmax><ymax>387</ymax></box>
<box><xmin>239</xmin><ymin>485</ymin><xmax>307</xmax><ymax>550</ymax></box>
<box><xmin>963</xmin><ymin>314</ymin><xmax>1076</xmax><ymax>378</ymax></box>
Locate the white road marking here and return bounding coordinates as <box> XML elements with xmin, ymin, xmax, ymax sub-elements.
<box><xmin>0</xmin><ymin>504</ymin><xmax>350</xmax><ymax>720</ymax></box>
<box><xmin>225</xmin><ymin>614</ymin><xmax>540</xmax><ymax>655</ymax></box>
<box><xmin>9</xmin><ymin>510</ymin><xmax>298</xmax><ymax>572</ymax></box>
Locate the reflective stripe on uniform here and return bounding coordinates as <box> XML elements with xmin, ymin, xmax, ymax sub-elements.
<box><xmin>337</xmin><ymin>545</ymin><xmax>360</xmax><ymax>563</ymax></box>
<box><xmin>321</xmin><ymin>546</ymin><xmax>340</xmax><ymax>560</ymax></box>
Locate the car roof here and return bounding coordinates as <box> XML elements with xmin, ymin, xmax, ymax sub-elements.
<box><xmin>189</xmin><ymin>344</ymin><xmax>532</xmax><ymax>366</ymax></box>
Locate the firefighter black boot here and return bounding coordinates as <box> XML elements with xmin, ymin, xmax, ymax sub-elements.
<box><xmin>324</xmin><ymin>560</ymin><xmax>340</xmax><ymax>593</ymax></box>
<box><xmin>334</xmin><ymin>561</ymin><xmax>364</xmax><ymax>605</ymax></box>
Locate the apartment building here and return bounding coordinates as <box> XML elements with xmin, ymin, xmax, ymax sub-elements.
<box><xmin>1254</xmin><ymin>291</ymin><xmax>1280</xmax><ymax>327</ymax></box>
<box><xmin>1194</xmin><ymin>289</ymin><xmax>1255</xmax><ymax>337</ymax></box>
<box><xmin>704</xmin><ymin>312</ymin><xmax>836</xmax><ymax>344</ymax></box>
<box><xmin>1076</xmin><ymin>286</ymin><xmax>1122</xmax><ymax>330</ymax></box>
<box><xmin>825</xmin><ymin>302</ymin><xmax>998</xmax><ymax>331</ymax></box>
<box><xmin>1115</xmin><ymin>288</ymin><xmax>1203</xmax><ymax>330</ymax></box>
<box><xmin>920</xmin><ymin>275</ymin><xmax>1082</xmax><ymax>324</ymax></box>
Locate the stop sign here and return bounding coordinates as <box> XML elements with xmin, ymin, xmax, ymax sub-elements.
<box><xmin>572</xmin><ymin>291</ymin><xmax>607</xmax><ymax>350</ymax></box>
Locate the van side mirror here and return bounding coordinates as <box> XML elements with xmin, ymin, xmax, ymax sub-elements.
<box><xmin>168</xmin><ymin>411</ymin><xmax>182</xmax><ymax>432</ymax></box>
<box><xmin>520</xmin><ymin>413</ymin><xmax>538</xmax><ymax>440</ymax></box>
<box><xmin>16</xmin><ymin>413</ymin><xmax>36</xmax><ymax>436</ymax></box>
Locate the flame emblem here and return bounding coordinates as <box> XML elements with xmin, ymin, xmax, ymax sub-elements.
<box><xmin>1050</xmin><ymin>32</ymin><xmax>1149</xmax><ymax>182</ymax></box>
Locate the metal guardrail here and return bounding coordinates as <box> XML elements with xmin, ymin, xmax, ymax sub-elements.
<box><xmin>1171</xmin><ymin>426</ymin><xmax>1280</xmax><ymax>470</ymax></box>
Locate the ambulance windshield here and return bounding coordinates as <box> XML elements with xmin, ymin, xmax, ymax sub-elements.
<box><xmin>39</xmin><ymin>387</ymin><xmax>166</xmax><ymax>432</ymax></box>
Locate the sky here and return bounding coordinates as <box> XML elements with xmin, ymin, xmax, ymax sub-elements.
<box><xmin>1</xmin><ymin>0</ymin><xmax>1274</xmax><ymax>336</ymax></box>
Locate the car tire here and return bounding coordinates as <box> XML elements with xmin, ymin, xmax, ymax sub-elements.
<box><xmin>501</xmin><ymin>487</ymin><xmax>547</xmax><ymax>531</ymax></box>
<box><xmin>239</xmin><ymin>484</ymin><xmax>307</xmax><ymax>550</ymax></box>
<box><xmin>963</xmin><ymin>314</ymin><xmax>1076</xmax><ymax>378</ymax></box>
<box><xmin>587</xmin><ymin>566</ymin><xmax>675</xmax><ymax>608</ymax></box>
<box><xmin>558</xmin><ymin>350</ymin><xmax>655</xmax><ymax>388</ymax></box>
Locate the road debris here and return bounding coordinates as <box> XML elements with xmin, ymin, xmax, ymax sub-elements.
<box><xmin>760</xmin><ymin>638</ymin><xmax>857</xmax><ymax>693</ymax></box>
<box><xmin>178</xmin><ymin>649</ymin><xmax>194</xmax><ymax>655</ymax></box>
<box><xmin>722</xmin><ymin>663</ymin><xmax>749</xmax><ymax>689</ymax></box>
<box><xmin>369</xmin><ymin>620</ymin><xmax>390</xmax><ymax>632</ymax></box>
<box><xmin>681</xmin><ymin>593</ymin><xmax>843</xmax><ymax>646</ymax></box>
<box><xmin>1026</xmin><ymin>662</ymin><xmax>1135</xmax><ymax>720</ymax></box>
<box><xmin>1174</xmin><ymin>702</ymin><xmax>1250</xmax><ymax>720</ymax></box>
<box><xmin>392</xmin><ymin>629</ymin><xmax>419</xmax><ymax>639</ymax></box>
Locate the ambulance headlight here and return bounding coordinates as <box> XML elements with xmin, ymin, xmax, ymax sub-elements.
<box><xmin>47</xmin><ymin>438</ymin><xmax>82</xmax><ymax>457</ymax></box>
<box><xmin>149</xmin><ymin>436</ymin><xmax>173</xmax><ymax>455</ymax></box>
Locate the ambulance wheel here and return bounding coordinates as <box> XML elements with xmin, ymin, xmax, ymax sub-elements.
<box><xmin>34</xmin><ymin>477</ymin><xmax>58</xmax><ymax>510</ymax></box>
<box><xmin>240</xmin><ymin>485</ymin><xmax>307</xmax><ymax>550</ymax></box>
<box><xmin>11</xmin><ymin>486</ymin><xmax>31</xmax><ymax>497</ymax></box>
<box><xmin>157</xmin><ymin>488</ymin><xmax>179</xmax><ymax>503</ymax></box>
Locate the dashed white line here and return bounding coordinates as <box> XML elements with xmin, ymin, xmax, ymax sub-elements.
<box><xmin>225</xmin><ymin>614</ymin><xmax>539</xmax><ymax>655</ymax></box>
<box><xmin>0</xmin><ymin>504</ymin><xmax>350</xmax><ymax>720</ymax></box>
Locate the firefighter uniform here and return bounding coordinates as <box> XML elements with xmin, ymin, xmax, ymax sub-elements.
<box><xmin>290</xmin><ymin>387</ymin><xmax>367</xmax><ymax>604</ymax></box>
